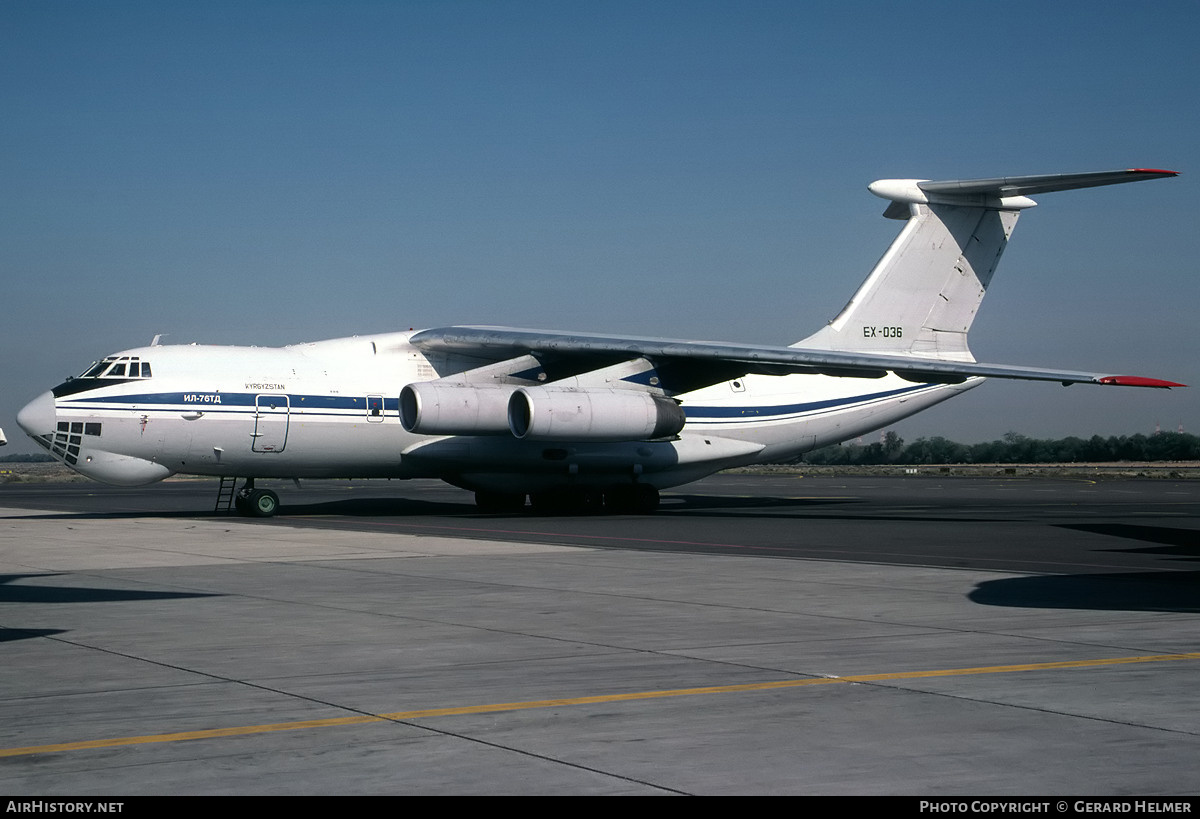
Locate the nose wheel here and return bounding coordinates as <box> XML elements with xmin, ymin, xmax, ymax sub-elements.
<box><xmin>232</xmin><ymin>479</ymin><xmax>280</xmax><ymax>517</ymax></box>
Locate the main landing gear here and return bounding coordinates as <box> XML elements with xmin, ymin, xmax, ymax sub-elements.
<box><xmin>474</xmin><ymin>484</ymin><xmax>660</xmax><ymax>515</ymax></box>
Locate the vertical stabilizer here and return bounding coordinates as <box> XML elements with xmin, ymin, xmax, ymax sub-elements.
<box><xmin>800</xmin><ymin>202</ymin><xmax>1020</xmax><ymax>362</ymax></box>
<box><xmin>798</xmin><ymin>168</ymin><xmax>1178</xmax><ymax>362</ymax></box>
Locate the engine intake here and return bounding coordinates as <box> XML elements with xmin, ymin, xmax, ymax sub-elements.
<box><xmin>399</xmin><ymin>383</ymin><xmax>513</xmax><ymax>435</ymax></box>
<box><xmin>508</xmin><ymin>387</ymin><xmax>686</xmax><ymax>441</ymax></box>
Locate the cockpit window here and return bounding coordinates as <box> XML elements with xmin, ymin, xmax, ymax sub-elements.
<box><xmin>76</xmin><ymin>356</ymin><xmax>154</xmax><ymax>380</ymax></box>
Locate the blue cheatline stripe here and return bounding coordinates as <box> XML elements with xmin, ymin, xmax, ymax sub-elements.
<box><xmin>683</xmin><ymin>383</ymin><xmax>934</xmax><ymax>420</ymax></box>
<box><xmin>60</xmin><ymin>393</ymin><xmax>400</xmax><ymax>412</ymax></box>
<box><xmin>58</xmin><ymin>384</ymin><xmax>936</xmax><ymax>424</ymax></box>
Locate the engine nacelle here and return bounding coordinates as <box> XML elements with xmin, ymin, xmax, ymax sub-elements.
<box><xmin>508</xmin><ymin>387</ymin><xmax>686</xmax><ymax>442</ymax></box>
<box><xmin>399</xmin><ymin>382</ymin><xmax>514</xmax><ymax>435</ymax></box>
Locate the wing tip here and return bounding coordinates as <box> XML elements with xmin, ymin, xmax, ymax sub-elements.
<box><xmin>1097</xmin><ymin>375</ymin><xmax>1187</xmax><ymax>388</ymax></box>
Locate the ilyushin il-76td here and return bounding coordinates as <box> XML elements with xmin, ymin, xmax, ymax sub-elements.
<box><xmin>16</xmin><ymin>168</ymin><xmax>1183</xmax><ymax>515</ymax></box>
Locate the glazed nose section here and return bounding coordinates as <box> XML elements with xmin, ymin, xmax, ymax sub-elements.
<box><xmin>17</xmin><ymin>391</ymin><xmax>57</xmax><ymax>439</ymax></box>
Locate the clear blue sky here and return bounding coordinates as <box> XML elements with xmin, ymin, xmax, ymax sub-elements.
<box><xmin>3</xmin><ymin>1</ymin><xmax>1197</xmax><ymax>454</ymax></box>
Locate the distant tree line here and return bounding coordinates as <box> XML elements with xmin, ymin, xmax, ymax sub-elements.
<box><xmin>0</xmin><ymin>453</ymin><xmax>56</xmax><ymax>463</ymax></box>
<box><xmin>801</xmin><ymin>431</ymin><xmax>1200</xmax><ymax>465</ymax></box>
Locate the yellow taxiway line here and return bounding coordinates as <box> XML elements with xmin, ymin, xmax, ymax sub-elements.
<box><xmin>4</xmin><ymin>651</ymin><xmax>1197</xmax><ymax>758</ymax></box>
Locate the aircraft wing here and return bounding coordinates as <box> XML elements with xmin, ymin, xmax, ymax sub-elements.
<box><xmin>409</xmin><ymin>326</ymin><xmax>1184</xmax><ymax>392</ymax></box>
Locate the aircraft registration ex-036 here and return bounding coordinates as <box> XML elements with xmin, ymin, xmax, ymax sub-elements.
<box><xmin>16</xmin><ymin>168</ymin><xmax>1184</xmax><ymax>516</ymax></box>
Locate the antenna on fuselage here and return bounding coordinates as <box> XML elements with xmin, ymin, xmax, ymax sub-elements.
<box><xmin>151</xmin><ymin>334</ymin><xmax>167</xmax><ymax>346</ymax></box>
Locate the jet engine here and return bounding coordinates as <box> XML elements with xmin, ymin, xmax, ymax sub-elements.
<box><xmin>508</xmin><ymin>386</ymin><xmax>686</xmax><ymax>442</ymax></box>
<box><xmin>399</xmin><ymin>382</ymin><xmax>513</xmax><ymax>435</ymax></box>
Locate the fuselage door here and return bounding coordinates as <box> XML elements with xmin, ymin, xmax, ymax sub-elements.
<box><xmin>367</xmin><ymin>394</ymin><xmax>384</xmax><ymax>423</ymax></box>
<box><xmin>252</xmin><ymin>394</ymin><xmax>290</xmax><ymax>453</ymax></box>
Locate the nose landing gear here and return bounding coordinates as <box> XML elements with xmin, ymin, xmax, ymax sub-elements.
<box><xmin>218</xmin><ymin>478</ymin><xmax>280</xmax><ymax>517</ymax></box>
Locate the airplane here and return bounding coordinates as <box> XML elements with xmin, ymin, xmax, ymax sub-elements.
<box><xmin>15</xmin><ymin>168</ymin><xmax>1184</xmax><ymax>517</ymax></box>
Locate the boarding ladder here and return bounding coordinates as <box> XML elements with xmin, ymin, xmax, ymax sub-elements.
<box><xmin>214</xmin><ymin>476</ymin><xmax>239</xmax><ymax>514</ymax></box>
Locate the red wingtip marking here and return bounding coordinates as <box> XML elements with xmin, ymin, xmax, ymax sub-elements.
<box><xmin>1128</xmin><ymin>168</ymin><xmax>1179</xmax><ymax>176</ymax></box>
<box><xmin>1099</xmin><ymin>376</ymin><xmax>1187</xmax><ymax>388</ymax></box>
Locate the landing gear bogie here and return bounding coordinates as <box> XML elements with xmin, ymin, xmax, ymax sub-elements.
<box><xmin>604</xmin><ymin>484</ymin><xmax>660</xmax><ymax>514</ymax></box>
<box><xmin>520</xmin><ymin>484</ymin><xmax>659</xmax><ymax>515</ymax></box>
<box><xmin>474</xmin><ymin>490</ymin><xmax>527</xmax><ymax>513</ymax></box>
<box><xmin>529</xmin><ymin>487</ymin><xmax>604</xmax><ymax>515</ymax></box>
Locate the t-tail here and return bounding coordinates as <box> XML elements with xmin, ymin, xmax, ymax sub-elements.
<box><xmin>799</xmin><ymin>168</ymin><xmax>1179</xmax><ymax>362</ymax></box>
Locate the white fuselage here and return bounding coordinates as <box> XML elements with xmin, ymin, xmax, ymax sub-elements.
<box><xmin>21</xmin><ymin>330</ymin><xmax>978</xmax><ymax>493</ymax></box>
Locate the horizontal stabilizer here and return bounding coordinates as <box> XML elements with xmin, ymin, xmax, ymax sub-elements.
<box><xmin>869</xmin><ymin>168</ymin><xmax>1178</xmax><ymax>208</ymax></box>
<box><xmin>919</xmin><ymin>168</ymin><xmax>1178</xmax><ymax>198</ymax></box>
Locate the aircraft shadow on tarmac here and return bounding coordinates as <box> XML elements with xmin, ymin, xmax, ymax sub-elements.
<box><xmin>12</xmin><ymin>497</ymin><xmax>468</xmax><ymax>520</ymax></box>
<box><xmin>0</xmin><ymin>574</ymin><xmax>218</xmax><ymax>644</ymax></box>
<box><xmin>225</xmin><ymin>493</ymin><xmax>866</xmax><ymax>518</ymax></box>
<box><xmin>0</xmin><ymin>627</ymin><xmax>68</xmax><ymax>643</ymax></box>
<box><xmin>971</xmin><ymin>525</ymin><xmax>1200</xmax><ymax>612</ymax></box>
<box><xmin>969</xmin><ymin>570</ymin><xmax>1200</xmax><ymax>613</ymax></box>
<box><xmin>1055</xmin><ymin>523</ymin><xmax>1200</xmax><ymax>562</ymax></box>
<box><xmin>656</xmin><ymin>494</ymin><xmax>864</xmax><ymax>512</ymax></box>
<box><xmin>267</xmin><ymin>496</ymin><xmax>488</xmax><ymax>516</ymax></box>
<box><xmin>0</xmin><ymin>573</ymin><xmax>219</xmax><ymax>605</ymax></box>
<box><xmin>7</xmin><ymin>493</ymin><xmax>1029</xmax><ymax>522</ymax></box>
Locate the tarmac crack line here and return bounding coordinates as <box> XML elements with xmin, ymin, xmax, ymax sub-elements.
<box><xmin>851</xmin><ymin>677</ymin><xmax>1200</xmax><ymax>738</ymax></box>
